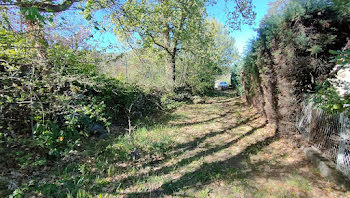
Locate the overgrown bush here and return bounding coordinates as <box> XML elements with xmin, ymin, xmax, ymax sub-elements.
<box><xmin>0</xmin><ymin>28</ymin><xmax>162</xmax><ymax>166</ymax></box>
<box><xmin>313</xmin><ymin>81</ymin><xmax>350</xmax><ymax>116</ymax></box>
<box><xmin>240</xmin><ymin>0</ymin><xmax>350</xmax><ymax>131</ymax></box>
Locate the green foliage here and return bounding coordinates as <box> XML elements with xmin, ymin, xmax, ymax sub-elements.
<box><xmin>20</xmin><ymin>7</ymin><xmax>45</xmax><ymax>23</ymax></box>
<box><xmin>103</xmin><ymin>48</ymin><xmax>174</xmax><ymax>92</ymax></box>
<box><xmin>177</xmin><ymin>19</ymin><xmax>238</xmax><ymax>95</ymax></box>
<box><xmin>1</xmin><ymin>1</ymin><xmax>247</xmax><ymax>197</ymax></box>
<box><xmin>85</xmin><ymin>0</ymin><xmax>256</xmax><ymax>32</ymax></box>
<box><xmin>314</xmin><ymin>48</ymin><xmax>350</xmax><ymax>116</ymax></box>
<box><xmin>7</xmin><ymin>124</ymin><xmax>175</xmax><ymax>197</ymax></box>
<box><xmin>99</xmin><ymin>19</ymin><xmax>236</xmax><ymax>96</ymax></box>
<box><xmin>110</xmin><ymin>0</ymin><xmax>206</xmax><ymax>47</ymax></box>
<box><xmin>330</xmin><ymin>49</ymin><xmax>350</xmax><ymax>67</ymax></box>
<box><xmin>295</xmin><ymin>33</ymin><xmax>309</xmax><ymax>48</ymax></box>
<box><xmin>105</xmin><ymin>0</ymin><xmax>208</xmax><ymax>83</ymax></box>
<box><xmin>85</xmin><ymin>0</ymin><xmax>245</xmax><ymax>87</ymax></box>
<box><xmin>241</xmin><ymin>39</ymin><xmax>261</xmax><ymax>99</ymax></box>
<box><xmin>241</xmin><ymin>0</ymin><xmax>350</xmax><ymax>107</ymax></box>
<box><xmin>313</xmin><ymin>81</ymin><xmax>350</xmax><ymax>116</ymax></box>
<box><xmin>160</xmin><ymin>92</ymin><xmax>186</xmax><ymax>110</ymax></box>
<box><xmin>114</xmin><ymin>125</ymin><xmax>175</xmax><ymax>160</ymax></box>
<box><xmin>0</xmin><ymin>28</ymin><xmax>161</xmax><ymax>162</ymax></box>
<box><xmin>330</xmin><ymin>0</ymin><xmax>350</xmax><ymax>16</ymax></box>
<box><xmin>231</xmin><ymin>69</ymin><xmax>243</xmax><ymax>95</ymax></box>
<box><xmin>310</xmin><ymin>45</ymin><xmax>323</xmax><ymax>54</ymax></box>
<box><xmin>47</xmin><ymin>44</ymin><xmax>99</xmax><ymax>75</ymax></box>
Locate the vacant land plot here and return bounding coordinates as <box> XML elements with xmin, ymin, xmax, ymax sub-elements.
<box><xmin>5</xmin><ymin>91</ymin><xmax>349</xmax><ymax>198</ymax></box>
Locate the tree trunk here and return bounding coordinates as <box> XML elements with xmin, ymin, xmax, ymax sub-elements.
<box><xmin>170</xmin><ymin>53</ymin><xmax>176</xmax><ymax>82</ymax></box>
<box><xmin>24</xmin><ymin>19</ymin><xmax>49</xmax><ymax>72</ymax></box>
<box><xmin>162</xmin><ymin>26</ymin><xmax>176</xmax><ymax>83</ymax></box>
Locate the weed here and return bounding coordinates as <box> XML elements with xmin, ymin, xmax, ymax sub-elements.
<box><xmin>287</xmin><ymin>175</ymin><xmax>312</xmax><ymax>192</ymax></box>
<box><xmin>198</xmin><ymin>187</ymin><xmax>210</xmax><ymax>198</ymax></box>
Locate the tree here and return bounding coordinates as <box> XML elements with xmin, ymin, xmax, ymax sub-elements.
<box><xmin>46</xmin><ymin>14</ymin><xmax>93</xmax><ymax>51</ymax></box>
<box><xmin>330</xmin><ymin>0</ymin><xmax>350</xmax><ymax>15</ymax></box>
<box><xmin>267</xmin><ymin>0</ymin><xmax>290</xmax><ymax>16</ymax></box>
<box><xmin>0</xmin><ymin>0</ymin><xmax>81</xmax><ymax>71</ymax></box>
<box><xmin>177</xmin><ymin>19</ymin><xmax>238</xmax><ymax>94</ymax></box>
<box><xmin>0</xmin><ymin>0</ymin><xmax>80</xmax><ymax>12</ymax></box>
<box><xmin>85</xmin><ymin>0</ymin><xmax>255</xmax><ymax>83</ymax></box>
<box><xmin>110</xmin><ymin>0</ymin><xmax>206</xmax><ymax>83</ymax></box>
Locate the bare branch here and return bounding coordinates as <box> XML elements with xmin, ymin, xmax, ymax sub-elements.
<box><xmin>2</xmin><ymin>0</ymin><xmax>81</xmax><ymax>12</ymax></box>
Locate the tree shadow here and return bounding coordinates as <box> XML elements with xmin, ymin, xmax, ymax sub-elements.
<box><xmin>114</xmin><ymin>122</ymin><xmax>265</xmax><ymax>193</ymax></box>
<box><xmin>156</xmin><ymin>123</ymin><xmax>266</xmax><ymax>174</ymax></box>
<box><xmin>142</xmin><ymin>97</ymin><xmax>241</xmax><ymax>128</ymax></box>
<box><xmin>170</xmin><ymin>108</ymin><xmax>256</xmax><ymax>128</ymax></box>
<box><xmin>168</xmin><ymin>114</ymin><xmax>260</xmax><ymax>157</ymax></box>
<box><xmin>124</xmin><ymin>133</ymin><xmax>278</xmax><ymax>197</ymax></box>
<box><xmin>31</xmin><ymin>91</ymin><xmax>268</xmax><ymax>197</ymax></box>
<box><xmin>213</xmin><ymin>100</ymin><xmax>244</xmax><ymax>105</ymax></box>
<box><xmin>208</xmin><ymin>90</ymin><xmax>238</xmax><ymax>98</ymax></box>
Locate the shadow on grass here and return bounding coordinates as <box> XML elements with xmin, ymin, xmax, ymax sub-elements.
<box><xmin>169</xmin><ymin>114</ymin><xmax>260</xmax><ymax>157</ymax></box>
<box><xmin>156</xmin><ymin>123</ymin><xmax>266</xmax><ymax>175</ymax></box>
<box><xmin>114</xmin><ymin>121</ymin><xmax>265</xmax><ymax>192</ymax></box>
<box><xmin>207</xmin><ymin>90</ymin><xmax>238</xmax><ymax>98</ymax></box>
<box><xmin>124</xmin><ymin>133</ymin><xmax>278</xmax><ymax>197</ymax></box>
<box><xmin>170</xmin><ymin>107</ymin><xmax>248</xmax><ymax>128</ymax></box>
<box><xmin>29</xmin><ymin>92</ymin><xmax>267</xmax><ymax>197</ymax></box>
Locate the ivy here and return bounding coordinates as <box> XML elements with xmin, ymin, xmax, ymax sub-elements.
<box><xmin>20</xmin><ymin>7</ymin><xmax>45</xmax><ymax>23</ymax></box>
<box><xmin>313</xmin><ymin>81</ymin><xmax>350</xmax><ymax>116</ymax></box>
<box><xmin>330</xmin><ymin>49</ymin><xmax>350</xmax><ymax>67</ymax></box>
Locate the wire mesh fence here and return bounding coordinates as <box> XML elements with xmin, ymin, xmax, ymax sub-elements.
<box><xmin>296</xmin><ymin>101</ymin><xmax>350</xmax><ymax>179</ymax></box>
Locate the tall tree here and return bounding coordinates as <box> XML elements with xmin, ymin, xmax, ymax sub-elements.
<box><xmin>0</xmin><ymin>0</ymin><xmax>81</xmax><ymax>71</ymax></box>
<box><xmin>85</xmin><ymin>0</ymin><xmax>255</xmax><ymax>83</ymax></box>
<box><xmin>178</xmin><ymin>18</ymin><xmax>238</xmax><ymax>93</ymax></box>
<box><xmin>112</xmin><ymin>0</ymin><xmax>206</xmax><ymax>83</ymax></box>
<box><xmin>267</xmin><ymin>0</ymin><xmax>290</xmax><ymax>16</ymax></box>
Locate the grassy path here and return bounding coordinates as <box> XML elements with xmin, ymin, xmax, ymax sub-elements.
<box><xmin>12</xmin><ymin>91</ymin><xmax>349</xmax><ymax>197</ymax></box>
<box><xmin>113</xmin><ymin>91</ymin><xmax>349</xmax><ymax>197</ymax></box>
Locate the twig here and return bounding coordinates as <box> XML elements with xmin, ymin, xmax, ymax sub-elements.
<box><xmin>127</xmin><ymin>102</ymin><xmax>134</xmax><ymax>136</ymax></box>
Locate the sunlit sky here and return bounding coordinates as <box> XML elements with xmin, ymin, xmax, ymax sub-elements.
<box><xmin>86</xmin><ymin>0</ymin><xmax>273</xmax><ymax>55</ymax></box>
<box><xmin>208</xmin><ymin>0</ymin><xmax>273</xmax><ymax>54</ymax></box>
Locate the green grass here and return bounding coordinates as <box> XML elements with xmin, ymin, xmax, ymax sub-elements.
<box><xmin>8</xmin><ymin>124</ymin><xmax>176</xmax><ymax>198</ymax></box>
<box><xmin>4</xmin><ymin>91</ymin><xmax>347</xmax><ymax>198</ymax></box>
<box><xmin>198</xmin><ymin>187</ymin><xmax>210</xmax><ymax>198</ymax></box>
<box><xmin>287</xmin><ymin>175</ymin><xmax>312</xmax><ymax>192</ymax></box>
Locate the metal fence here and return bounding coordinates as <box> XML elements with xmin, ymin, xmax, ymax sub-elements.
<box><xmin>296</xmin><ymin>101</ymin><xmax>350</xmax><ymax>179</ymax></box>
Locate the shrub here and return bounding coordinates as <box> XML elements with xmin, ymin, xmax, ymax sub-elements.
<box><xmin>313</xmin><ymin>81</ymin><xmax>350</xmax><ymax>116</ymax></box>
<box><xmin>0</xmin><ymin>28</ymin><xmax>162</xmax><ymax>162</ymax></box>
<box><xmin>240</xmin><ymin>0</ymin><xmax>350</xmax><ymax>131</ymax></box>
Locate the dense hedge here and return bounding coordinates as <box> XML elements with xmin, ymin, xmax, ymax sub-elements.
<box><xmin>240</xmin><ymin>0</ymin><xmax>350</xmax><ymax>133</ymax></box>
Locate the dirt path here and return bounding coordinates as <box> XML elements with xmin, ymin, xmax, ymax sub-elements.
<box><xmin>119</xmin><ymin>91</ymin><xmax>349</xmax><ymax>197</ymax></box>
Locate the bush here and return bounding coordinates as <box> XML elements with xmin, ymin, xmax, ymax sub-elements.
<box><xmin>0</xmin><ymin>28</ymin><xmax>162</xmax><ymax>163</ymax></box>
<box><xmin>240</xmin><ymin>0</ymin><xmax>350</xmax><ymax>131</ymax></box>
<box><xmin>313</xmin><ymin>79</ymin><xmax>350</xmax><ymax>116</ymax></box>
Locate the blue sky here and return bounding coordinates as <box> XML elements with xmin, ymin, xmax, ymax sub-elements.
<box><xmin>80</xmin><ymin>0</ymin><xmax>273</xmax><ymax>54</ymax></box>
<box><xmin>207</xmin><ymin>0</ymin><xmax>272</xmax><ymax>54</ymax></box>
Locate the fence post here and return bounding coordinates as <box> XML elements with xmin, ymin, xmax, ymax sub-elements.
<box><xmin>296</xmin><ymin>100</ymin><xmax>313</xmax><ymax>141</ymax></box>
<box><xmin>306</xmin><ymin>102</ymin><xmax>313</xmax><ymax>141</ymax></box>
<box><xmin>336</xmin><ymin>112</ymin><xmax>350</xmax><ymax>179</ymax></box>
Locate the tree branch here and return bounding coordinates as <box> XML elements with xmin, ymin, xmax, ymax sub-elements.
<box><xmin>10</xmin><ymin>0</ymin><xmax>81</xmax><ymax>12</ymax></box>
<box><xmin>146</xmin><ymin>32</ymin><xmax>173</xmax><ymax>56</ymax></box>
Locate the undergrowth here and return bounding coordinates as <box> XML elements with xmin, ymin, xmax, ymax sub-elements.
<box><xmin>3</xmin><ymin>124</ymin><xmax>176</xmax><ymax>197</ymax></box>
